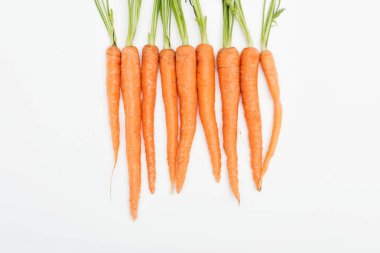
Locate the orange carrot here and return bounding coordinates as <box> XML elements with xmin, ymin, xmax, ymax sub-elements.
<box><xmin>106</xmin><ymin>46</ymin><xmax>122</xmax><ymax>168</ymax></box>
<box><xmin>260</xmin><ymin>50</ymin><xmax>282</xmax><ymax>178</ymax></box>
<box><xmin>141</xmin><ymin>1</ymin><xmax>160</xmax><ymax>194</ymax></box>
<box><xmin>175</xmin><ymin>45</ymin><xmax>197</xmax><ymax>193</ymax></box>
<box><xmin>159</xmin><ymin>49</ymin><xmax>178</xmax><ymax>189</ymax></box>
<box><xmin>196</xmin><ymin>44</ymin><xmax>221</xmax><ymax>182</ymax></box>
<box><xmin>188</xmin><ymin>0</ymin><xmax>221</xmax><ymax>182</ymax></box>
<box><xmin>94</xmin><ymin>0</ymin><xmax>120</xmax><ymax>168</ymax></box>
<box><xmin>141</xmin><ymin>45</ymin><xmax>159</xmax><ymax>194</ymax></box>
<box><xmin>121</xmin><ymin>46</ymin><xmax>142</xmax><ymax>221</ymax></box>
<box><xmin>217</xmin><ymin>47</ymin><xmax>241</xmax><ymax>202</ymax></box>
<box><xmin>240</xmin><ymin>48</ymin><xmax>263</xmax><ymax>191</ymax></box>
<box><xmin>259</xmin><ymin>0</ymin><xmax>285</xmax><ymax>188</ymax></box>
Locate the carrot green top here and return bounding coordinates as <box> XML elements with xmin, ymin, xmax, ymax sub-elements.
<box><xmin>126</xmin><ymin>0</ymin><xmax>143</xmax><ymax>46</ymax></box>
<box><xmin>188</xmin><ymin>0</ymin><xmax>208</xmax><ymax>44</ymax></box>
<box><xmin>94</xmin><ymin>0</ymin><xmax>117</xmax><ymax>46</ymax></box>
<box><xmin>226</xmin><ymin>0</ymin><xmax>253</xmax><ymax>47</ymax></box>
<box><xmin>222</xmin><ymin>0</ymin><xmax>234</xmax><ymax>48</ymax></box>
<box><xmin>261</xmin><ymin>0</ymin><xmax>285</xmax><ymax>51</ymax></box>
<box><xmin>161</xmin><ymin>0</ymin><xmax>172</xmax><ymax>49</ymax></box>
<box><xmin>148</xmin><ymin>0</ymin><xmax>160</xmax><ymax>46</ymax></box>
<box><xmin>172</xmin><ymin>0</ymin><xmax>189</xmax><ymax>46</ymax></box>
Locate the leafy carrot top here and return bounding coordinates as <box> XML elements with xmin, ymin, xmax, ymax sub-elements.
<box><xmin>172</xmin><ymin>0</ymin><xmax>189</xmax><ymax>46</ymax></box>
<box><xmin>94</xmin><ymin>0</ymin><xmax>117</xmax><ymax>46</ymax></box>
<box><xmin>126</xmin><ymin>0</ymin><xmax>143</xmax><ymax>46</ymax></box>
<box><xmin>161</xmin><ymin>0</ymin><xmax>172</xmax><ymax>49</ymax></box>
<box><xmin>261</xmin><ymin>0</ymin><xmax>285</xmax><ymax>51</ymax></box>
<box><xmin>188</xmin><ymin>0</ymin><xmax>208</xmax><ymax>44</ymax></box>
<box><xmin>222</xmin><ymin>0</ymin><xmax>234</xmax><ymax>48</ymax></box>
<box><xmin>148</xmin><ymin>0</ymin><xmax>160</xmax><ymax>46</ymax></box>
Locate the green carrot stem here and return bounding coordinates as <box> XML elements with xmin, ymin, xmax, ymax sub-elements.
<box><xmin>261</xmin><ymin>0</ymin><xmax>285</xmax><ymax>51</ymax></box>
<box><xmin>126</xmin><ymin>0</ymin><xmax>143</xmax><ymax>46</ymax></box>
<box><xmin>94</xmin><ymin>0</ymin><xmax>117</xmax><ymax>46</ymax></box>
<box><xmin>161</xmin><ymin>0</ymin><xmax>172</xmax><ymax>49</ymax></box>
<box><xmin>222</xmin><ymin>0</ymin><xmax>234</xmax><ymax>48</ymax></box>
<box><xmin>172</xmin><ymin>0</ymin><xmax>189</xmax><ymax>46</ymax></box>
<box><xmin>189</xmin><ymin>0</ymin><xmax>208</xmax><ymax>44</ymax></box>
<box><xmin>226</xmin><ymin>0</ymin><xmax>253</xmax><ymax>47</ymax></box>
<box><xmin>148</xmin><ymin>0</ymin><xmax>160</xmax><ymax>45</ymax></box>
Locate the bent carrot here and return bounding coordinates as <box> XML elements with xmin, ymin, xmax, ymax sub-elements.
<box><xmin>175</xmin><ymin>45</ymin><xmax>197</xmax><ymax>193</ymax></box>
<box><xmin>196</xmin><ymin>44</ymin><xmax>221</xmax><ymax>182</ymax></box>
<box><xmin>217</xmin><ymin>47</ymin><xmax>240</xmax><ymax>203</ymax></box>
<box><xmin>216</xmin><ymin>0</ymin><xmax>240</xmax><ymax>203</ymax></box>
<box><xmin>121</xmin><ymin>0</ymin><xmax>143</xmax><ymax>221</ymax></box>
<box><xmin>189</xmin><ymin>0</ymin><xmax>221</xmax><ymax>182</ymax></box>
<box><xmin>141</xmin><ymin>0</ymin><xmax>160</xmax><ymax>194</ymax></box>
<box><xmin>260</xmin><ymin>51</ymin><xmax>282</xmax><ymax>178</ymax></box>
<box><xmin>259</xmin><ymin>0</ymin><xmax>285</xmax><ymax>188</ymax></box>
<box><xmin>160</xmin><ymin>0</ymin><xmax>178</xmax><ymax>190</ymax></box>
<box><xmin>172</xmin><ymin>0</ymin><xmax>197</xmax><ymax>193</ymax></box>
<box><xmin>240</xmin><ymin>48</ymin><xmax>262</xmax><ymax>191</ymax></box>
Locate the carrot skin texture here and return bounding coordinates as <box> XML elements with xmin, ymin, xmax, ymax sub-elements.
<box><xmin>159</xmin><ymin>49</ymin><xmax>178</xmax><ymax>189</ymax></box>
<box><xmin>240</xmin><ymin>47</ymin><xmax>263</xmax><ymax>191</ymax></box>
<box><xmin>217</xmin><ymin>47</ymin><xmax>241</xmax><ymax>202</ymax></box>
<box><xmin>260</xmin><ymin>50</ymin><xmax>282</xmax><ymax>183</ymax></box>
<box><xmin>175</xmin><ymin>45</ymin><xmax>197</xmax><ymax>193</ymax></box>
<box><xmin>121</xmin><ymin>46</ymin><xmax>142</xmax><ymax>220</ymax></box>
<box><xmin>196</xmin><ymin>44</ymin><xmax>221</xmax><ymax>182</ymax></box>
<box><xmin>106</xmin><ymin>46</ymin><xmax>122</xmax><ymax>167</ymax></box>
<box><xmin>141</xmin><ymin>45</ymin><xmax>159</xmax><ymax>194</ymax></box>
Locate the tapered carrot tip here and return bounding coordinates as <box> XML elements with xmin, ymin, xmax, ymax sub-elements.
<box><xmin>176</xmin><ymin>181</ymin><xmax>183</xmax><ymax>194</ymax></box>
<box><xmin>257</xmin><ymin>179</ymin><xmax>262</xmax><ymax>192</ymax></box>
<box><xmin>149</xmin><ymin>186</ymin><xmax>155</xmax><ymax>194</ymax></box>
<box><xmin>215</xmin><ymin>174</ymin><xmax>221</xmax><ymax>183</ymax></box>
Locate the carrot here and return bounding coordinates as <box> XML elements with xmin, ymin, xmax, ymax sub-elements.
<box><xmin>160</xmin><ymin>0</ymin><xmax>178</xmax><ymax>190</ymax></box>
<box><xmin>175</xmin><ymin>45</ymin><xmax>197</xmax><ymax>193</ymax></box>
<box><xmin>228</xmin><ymin>0</ymin><xmax>263</xmax><ymax>191</ymax></box>
<box><xmin>121</xmin><ymin>0</ymin><xmax>143</xmax><ymax>221</ymax></box>
<box><xmin>172</xmin><ymin>0</ymin><xmax>197</xmax><ymax>193</ymax></box>
<box><xmin>107</xmin><ymin>46</ymin><xmax>122</xmax><ymax>168</ymax></box>
<box><xmin>259</xmin><ymin>0</ymin><xmax>285</xmax><ymax>188</ymax></box>
<box><xmin>141</xmin><ymin>0</ymin><xmax>160</xmax><ymax>194</ymax></box>
<box><xmin>217</xmin><ymin>0</ymin><xmax>240</xmax><ymax>203</ymax></box>
<box><xmin>240</xmin><ymin>48</ymin><xmax>262</xmax><ymax>191</ymax></box>
<box><xmin>189</xmin><ymin>0</ymin><xmax>221</xmax><ymax>182</ymax></box>
<box><xmin>94</xmin><ymin>0</ymin><xmax>120</xmax><ymax>168</ymax></box>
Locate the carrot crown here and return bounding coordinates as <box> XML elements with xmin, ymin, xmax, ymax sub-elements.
<box><xmin>222</xmin><ymin>0</ymin><xmax>234</xmax><ymax>48</ymax></box>
<box><xmin>126</xmin><ymin>0</ymin><xmax>143</xmax><ymax>46</ymax></box>
<box><xmin>226</xmin><ymin>0</ymin><xmax>253</xmax><ymax>47</ymax></box>
<box><xmin>161</xmin><ymin>0</ymin><xmax>172</xmax><ymax>49</ymax></box>
<box><xmin>188</xmin><ymin>0</ymin><xmax>208</xmax><ymax>44</ymax></box>
<box><xmin>94</xmin><ymin>0</ymin><xmax>117</xmax><ymax>46</ymax></box>
<box><xmin>172</xmin><ymin>0</ymin><xmax>189</xmax><ymax>46</ymax></box>
<box><xmin>148</xmin><ymin>0</ymin><xmax>160</xmax><ymax>45</ymax></box>
<box><xmin>261</xmin><ymin>0</ymin><xmax>285</xmax><ymax>51</ymax></box>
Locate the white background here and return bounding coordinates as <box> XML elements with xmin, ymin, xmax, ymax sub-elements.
<box><xmin>1</xmin><ymin>0</ymin><xmax>380</xmax><ymax>252</ymax></box>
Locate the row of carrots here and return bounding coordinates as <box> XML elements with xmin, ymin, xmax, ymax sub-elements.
<box><xmin>94</xmin><ymin>0</ymin><xmax>284</xmax><ymax>220</ymax></box>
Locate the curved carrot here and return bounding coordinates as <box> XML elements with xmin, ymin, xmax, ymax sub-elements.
<box><xmin>106</xmin><ymin>46</ymin><xmax>121</xmax><ymax>168</ymax></box>
<box><xmin>217</xmin><ymin>47</ymin><xmax>240</xmax><ymax>202</ymax></box>
<box><xmin>260</xmin><ymin>50</ymin><xmax>282</xmax><ymax>179</ymax></box>
<box><xmin>121</xmin><ymin>46</ymin><xmax>141</xmax><ymax>220</ymax></box>
<box><xmin>159</xmin><ymin>49</ymin><xmax>178</xmax><ymax>190</ymax></box>
<box><xmin>196</xmin><ymin>44</ymin><xmax>221</xmax><ymax>182</ymax></box>
<box><xmin>141</xmin><ymin>45</ymin><xmax>159</xmax><ymax>194</ymax></box>
<box><xmin>175</xmin><ymin>45</ymin><xmax>197</xmax><ymax>193</ymax></box>
<box><xmin>240</xmin><ymin>47</ymin><xmax>263</xmax><ymax>191</ymax></box>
